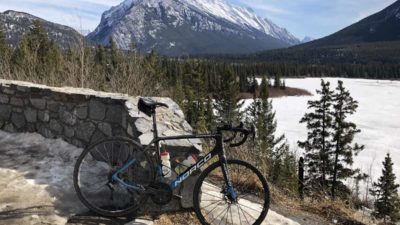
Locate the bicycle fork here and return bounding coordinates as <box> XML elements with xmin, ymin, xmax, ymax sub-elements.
<box><xmin>217</xmin><ymin>137</ymin><xmax>238</xmax><ymax>202</ymax></box>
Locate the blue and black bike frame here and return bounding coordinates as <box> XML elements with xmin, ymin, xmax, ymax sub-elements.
<box><xmin>111</xmin><ymin>110</ymin><xmax>235</xmax><ymax>195</ymax></box>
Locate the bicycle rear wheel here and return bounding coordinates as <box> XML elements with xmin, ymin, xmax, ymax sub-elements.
<box><xmin>193</xmin><ymin>159</ymin><xmax>270</xmax><ymax>225</ymax></box>
<box><xmin>73</xmin><ymin>137</ymin><xmax>155</xmax><ymax>217</ymax></box>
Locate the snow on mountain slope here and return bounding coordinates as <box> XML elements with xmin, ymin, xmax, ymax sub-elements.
<box><xmin>88</xmin><ymin>0</ymin><xmax>300</xmax><ymax>55</ymax></box>
<box><xmin>186</xmin><ymin>0</ymin><xmax>299</xmax><ymax>44</ymax></box>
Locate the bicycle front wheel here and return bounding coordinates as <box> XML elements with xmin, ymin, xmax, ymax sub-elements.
<box><xmin>73</xmin><ymin>137</ymin><xmax>155</xmax><ymax>217</ymax></box>
<box><xmin>193</xmin><ymin>159</ymin><xmax>270</xmax><ymax>225</ymax></box>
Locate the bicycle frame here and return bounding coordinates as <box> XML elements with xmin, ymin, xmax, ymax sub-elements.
<box><xmin>112</xmin><ymin>111</ymin><xmax>233</xmax><ymax>192</ymax></box>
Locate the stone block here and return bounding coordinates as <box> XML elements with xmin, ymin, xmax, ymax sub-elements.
<box><xmin>0</xmin><ymin>105</ymin><xmax>12</xmax><ymax>120</ymax></box>
<box><xmin>16</xmin><ymin>86</ymin><xmax>29</xmax><ymax>92</ymax></box>
<box><xmin>105</xmin><ymin>105</ymin><xmax>122</xmax><ymax>123</ymax></box>
<box><xmin>11</xmin><ymin>113</ymin><xmax>26</xmax><ymax>129</ymax></box>
<box><xmin>64</xmin><ymin>126</ymin><xmax>75</xmax><ymax>138</ymax></box>
<box><xmin>38</xmin><ymin>125</ymin><xmax>55</xmax><ymax>139</ymax></box>
<box><xmin>75</xmin><ymin>104</ymin><xmax>88</xmax><ymax>119</ymax></box>
<box><xmin>47</xmin><ymin>101</ymin><xmax>60</xmax><ymax>112</ymax></box>
<box><xmin>98</xmin><ymin>122</ymin><xmax>112</xmax><ymax>136</ymax></box>
<box><xmin>49</xmin><ymin>119</ymin><xmax>63</xmax><ymax>134</ymax></box>
<box><xmin>38</xmin><ymin>110</ymin><xmax>50</xmax><ymax>122</ymax></box>
<box><xmin>10</xmin><ymin>97</ymin><xmax>23</xmax><ymax>106</ymax></box>
<box><xmin>91</xmin><ymin>130</ymin><xmax>106</xmax><ymax>144</ymax></box>
<box><xmin>0</xmin><ymin>94</ymin><xmax>9</xmax><ymax>104</ymax></box>
<box><xmin>3</xmin><ymin>123</ymin><xmax>15</xmax><ymax>132</ymax></box>
<box><xmin>30</xmin><ymin>98</ymin><xmax>46</xmax><ymax>109</ymax></box>
<box><xmin>12</xmin><ymin>107</ymin><xmax>23</xmax><ymax>113</ymax></box>
<box><xmin>59</xmin><ymin>110</ymin><xmax>77</xmax><ymax>126</ymax></box>
<box><xmin>2</xmin><ymin>87</ymin><xmax>15</xmax><ymax>95</ymax></box>
<box><xmin>24</xmin><ymin>107</ymin><xmax>37</xmax><ymax>123</ymax></box>
<box><xmin>76</xmin><ymin>121</ymin><xmax>96</xmax><ymax>142</ymax></box>
<box><xmin>89</xmin><ymin>99</ymin><xmax>106</xmax><ymax>120</ymax></box>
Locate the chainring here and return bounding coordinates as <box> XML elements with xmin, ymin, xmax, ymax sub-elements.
<box><xmin>149</xmin><ymin>182</ymin><xmax>173</xmax><ymax>205</ymax></box>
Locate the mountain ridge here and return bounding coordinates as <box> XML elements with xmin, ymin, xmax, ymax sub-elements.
<box><xmin>87</xmin><ymin>0</ymin><xmax>300</xmax><ymax>56</ymax></box>
<box><xmin>0</xmin><ymin>10</ymin><xmax>84</xmax><ymax>49</ymax></box>
<box><xmin>299</xmin><ymin>0</ymin><xmax>400</xmax><ymax>48</ymax></box>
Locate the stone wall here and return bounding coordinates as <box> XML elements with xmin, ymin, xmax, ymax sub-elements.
<box><xmin>0</xmin><ymin>79</ymin><xmax>201</xmax><ymax>212</ymax></box>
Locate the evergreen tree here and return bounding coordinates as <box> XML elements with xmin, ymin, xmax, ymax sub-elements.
<box><xmin>271</xmin><ymin>145</ymin><xmax>298</xmax><ymax>193</ymax></box>
<box><xmin>0</xmin><ymin>29</ymin><xmax>11</xmax><ymax>75</ymax></box>
<box><xmin>298</xmin><ymin>79</ymin><xmax>334</xmax><ymax>192</ymax></box>
<box><xmin>214</xmin><ymin>68</ymin><xmax>242</xmax><ymax>124</ymax></box>
<box><xmin>331</xmin><ymin>80</ymin><xmax>364</xmax><ymax>200</ymax></box>
<box><xmin>12</xmin><ymin>20</ymin><xmax>62</xmax><ymax>80</ymax></box>
<box><xmin>205</xmin><ymin>97</ymin><xmax>216</xmax><ymax>131</ymax></box>
<box><xmin>370</xmin><ymin>154</ymin><xmax>400</xmax><ymax>224</ymax></box>
<box><xmin>274</xmin><ymin>74</ymin><xmax>281</xmax><ymax>88</ymax></box>
<box><xmin>246</xmin><ymin>77</ymin><xmax>286</xmax><ymax>175</ymax></box>
<box><xmin>173</xmin><ymin>76</ymin><xmax>185</xmax><ymax>106</ymax></box>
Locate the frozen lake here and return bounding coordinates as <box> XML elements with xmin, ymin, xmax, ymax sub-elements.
<box><xmin>244</xmin><ymin>78</ymin><xmax>400</xmax><ymax>185</ymax></box>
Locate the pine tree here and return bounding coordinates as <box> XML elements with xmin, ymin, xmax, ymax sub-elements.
<box><xmin>12</xmin><ymin>20</ymin><xmax>63</xmax><ymax>80</ymax></box>
<box><xmin>298</xmin><ymin>79</ymin><xmax>334</xmax><ymax>192</ymax></box>
<box><xmin>370</xmin><ymin>154</ymin><xmax>400</xmax><ymax>224</ymax></box>
<box><xmin>173</xmin><ymin>76</ymin><xmax>185</xmax><ymax>106</ymax></box>
<box><xmin>205</xmin><ymin>97</ymin><xmax>216</xmax><ymax>131</ymax></box>
<box><xmin>274</xmin><ymin>74</ymin><xmax>281</xmax><ymax>88</ymax></box>
<box><xmin>331</xmin><ymin>80</ymin><xmax>364</xmax><ymax>200</ymax></box>
<box><xmin>0</xmin><ymin>29</ymin><xmax>11</xmax><ymax>76</ymax></box>
<box><xmin>214</xmin><ymin>68</ymin><xmax>242</xmax><ymax>124</ymax></box>
<box><xmin>246</xmin><ymin>77</ymin><xmax>286</xmax><ymax>175</ymax></box>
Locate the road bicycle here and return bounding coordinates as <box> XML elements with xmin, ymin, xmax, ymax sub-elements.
<box><xmin>73</xmin><ymin>97</ymin><xmax>270</xmax><ymax>225</ymax></box>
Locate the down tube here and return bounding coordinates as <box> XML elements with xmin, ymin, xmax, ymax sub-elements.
<box><xmin>170</xmin><ymin>147</ymin><xmax>220</xmax><ymax>189</ymax></box>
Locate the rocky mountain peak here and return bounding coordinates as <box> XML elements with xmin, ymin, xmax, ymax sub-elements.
<box><xmin>88</xmin><ymin>0</ymin><xmax>300</xmax><ymax>55</ymax></box>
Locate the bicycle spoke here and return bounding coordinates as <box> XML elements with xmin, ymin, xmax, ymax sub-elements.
<box><xmin>204</xmin><ymin>200</ymin><xmax>226</xmax><ymax>218</ymax></box>
<box><xmin>237</xmin><ymin>204</ymin><xmax>251</xmax><ymax>225</ymax></box>
<box><xmin>74</xmin><ymin>138</ymin><xmax>154</xmax><ymax>216</ymax></box>
<box><xmin>236</xmin><ymin>204</ymin><xmax>243</xmax><ymax>225</ymax></box>
<box><xmin>237</xmin><ymin>204</ymin><xmax>257</xmax><ymax>221</ymax></box>
<box><xmin>202</xmin><ymin>199</ymin><xmax>224</xmax><ymax>210</ymax></box>
<box><xmin>195</xmin><ymin>160</ymin><xmax>269</xmax><ymax>225</ymax></box>
<box><xmin>209</xmin><ymin>205</ymin><xmax>230</xmax><ymax>224</ymax></box>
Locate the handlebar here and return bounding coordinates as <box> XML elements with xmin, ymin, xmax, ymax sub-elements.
<box><xmin>217</xmin><ymin>122</ymin><xmax>255</xmax><ymax>147</ymax></box>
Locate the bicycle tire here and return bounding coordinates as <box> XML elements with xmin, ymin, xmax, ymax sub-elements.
<box><xmin>193</xmin><ymin>159</ymin><xmax>270</xmax><ymax>225</ymax></box>
<box><xmin>73</xmin><ymin>137</ymin><xmax>155</xmax><ymax>217</ymax></box>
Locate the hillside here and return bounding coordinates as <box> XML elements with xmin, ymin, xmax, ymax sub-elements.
<box><xmin>301</xmin><ymin>0</ymin><xmax>400</xmax><ymax>47</ymax></box>
<box><xmin>0</xmin><ymin>10</ymin><xmax>84</xmax><ymax>49</ymax></box>
<box><xmin>234</xmin><ymin>0</ymin><xmax>400</xmax><ymax>66</ymax></box>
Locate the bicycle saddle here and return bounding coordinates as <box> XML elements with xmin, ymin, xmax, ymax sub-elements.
<box><xmin>138</xmin><ymin>97</ymin><xmax>169</xmax><ymax>116</ymax></box>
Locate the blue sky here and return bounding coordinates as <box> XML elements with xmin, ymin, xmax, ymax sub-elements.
<box><xmin>0</xmin><ymin>0</ymin><xmax>397</xmax><ymax>38</ymax></box>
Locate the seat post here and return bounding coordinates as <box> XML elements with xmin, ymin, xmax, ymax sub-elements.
<box><xmin>152</xmin><ymin>110</ymin><xmax>162</xmax><ymax>157</ymax></box>
<box><xmin>152</xmin><ymin>110</ymin><xmax>158</xmax><ymax>139</ymax></box>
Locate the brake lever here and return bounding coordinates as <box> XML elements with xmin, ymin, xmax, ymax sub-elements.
<box><xmin>229</xmin><ymin>133</ymin><xmax>248</xmax><ymax>147</ymax></box>
<box><xmin>223</xmin><ymin>131</ymin><xmax>237</xmax><ymax>143</ymax></box>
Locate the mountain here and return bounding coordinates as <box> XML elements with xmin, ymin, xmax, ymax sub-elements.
<box><xmin>0</xmin><ymin>10</ymin><xmax>84</xmax><ymax>49</ymax></box>
<box><xmin>302</xmin><ymin>0</ymin><xmax>400</xmax><ymax>47</ymax></box>
<box><xmin>237</xmin><ymin>1</ymin><xmax>400</xmax><ymax>65</ymax></box>
<box><xmin>87</xmin><ymin>0</ymin><xmax>300</xmax><ymax>56</ymax></box>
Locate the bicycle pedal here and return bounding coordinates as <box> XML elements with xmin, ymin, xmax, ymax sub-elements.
<box><xmin>173</xmin><ymin>194</ymin><xmax>182</xmax><ymax>199</ymax></box>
